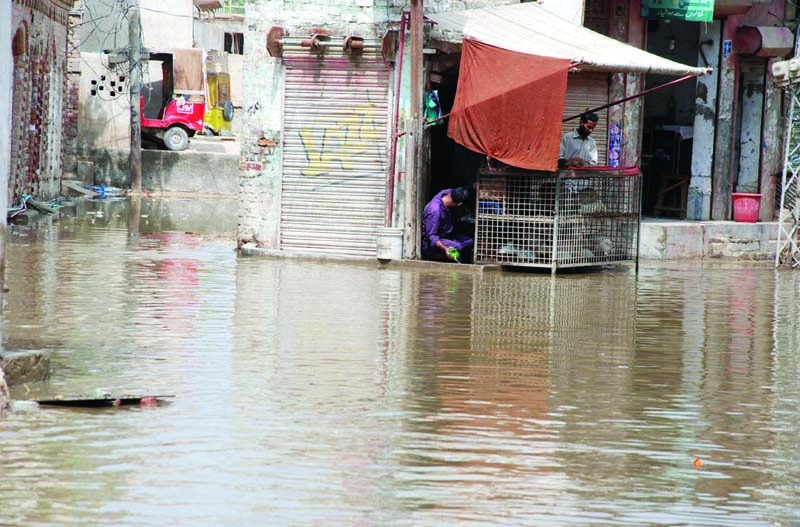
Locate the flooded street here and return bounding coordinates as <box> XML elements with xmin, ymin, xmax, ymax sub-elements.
<box><xmin>2</xmin><ymin>197</ymin><xmax>800</xmax><ymax>526</ymax></box>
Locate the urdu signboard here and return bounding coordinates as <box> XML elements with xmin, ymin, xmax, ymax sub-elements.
<box><xmin>641</xmin><ymin>0</ymin><xmax>714</xmax><ymax>22</ymax></box>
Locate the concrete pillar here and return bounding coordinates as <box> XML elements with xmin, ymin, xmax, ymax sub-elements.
<box><xmin>688</xmin><ymin>21</ymin><xmax>721</xmax><ymax>221</ymax></box>
<box><xmin>622</xmin><ymin>0</ymin><xmax>645</xmax><ymax>168</ymax></box>
<box><xmin>712</xmin><ymin>20</ymin><xmax>738</xmax><ymax>220</ymax></box>
<box><xmin>760</xmin><ymin>57</ymin><xmax>782</xmax><ymax>222</ymax></box>
<box><xmin>607</xmin><ymin>0</ymin><xmax>645</xmax><ymax>168</ymax></box>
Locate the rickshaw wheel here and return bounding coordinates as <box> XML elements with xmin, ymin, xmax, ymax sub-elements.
<box><xmin>223</xmin><ymin>101</ymin><xmax>234</xmax><ymax>122</ymax></box>
<box><xmin>164</xmin><ymin>126</ymin><xmax>189</xmax><ymax>151</ymax></box>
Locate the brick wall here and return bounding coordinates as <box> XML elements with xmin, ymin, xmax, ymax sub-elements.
<box><xmin>9</xmin><ymin>0</ymin><xmax>72</xmax><ymax>205</ymax></box>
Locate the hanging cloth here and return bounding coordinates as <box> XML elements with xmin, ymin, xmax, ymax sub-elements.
<box><xmin>447</xmin><ymin>38</ymin><xmax>572</xmax><ymax>171</ymax></box>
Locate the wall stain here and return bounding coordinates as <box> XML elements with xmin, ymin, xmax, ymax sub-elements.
<box><xmin>696</xmin><ymin>83</ymin><xmax>708</xmax><ymax>104</ymax></box>
<box><xmin>695</xmin><ymin>104</ymin><xmax>715</xmax><ymax>121</ymax></box>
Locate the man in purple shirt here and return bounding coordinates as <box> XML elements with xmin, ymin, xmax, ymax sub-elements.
<box><xmin>421</xmin><ymin>186</ymin><xmax>474</xmax><ymax>262</ymax></box>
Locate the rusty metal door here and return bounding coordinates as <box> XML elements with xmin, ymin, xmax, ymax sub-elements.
<box><xmin>281</xmin><ymin>47</ymin><xmax>391</xmax><ymax>257</ymax></box>
<box><xmin>562</xmin><ymin>73</ymin><xmax>610</xmax><ymax>166</ymax></box>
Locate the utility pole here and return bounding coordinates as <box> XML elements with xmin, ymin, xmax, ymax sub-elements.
<box><xmin>128</xmin><ymin>0</ymin><xmax>142</xmax><ymax>194</ymax></box>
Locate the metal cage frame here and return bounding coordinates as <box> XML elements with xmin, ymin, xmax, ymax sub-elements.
<box><xmin>475</xmin><ymin>168</ymin><xmax>641</xmax><ymax>272</ymax></box>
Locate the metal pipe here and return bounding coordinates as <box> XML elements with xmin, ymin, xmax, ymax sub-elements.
<box><xmin>282</xmin><ymin>37</ymin><xmax>383</xmax><ymax>50</ymax></box>
<box><xmin>128</xmin><ymin>0</ymin><xmax>142</xmax><ymax>194</ymax></box>
<box><xmin>563</xmin><ymin>74</ymin><xmax>699</xmax><ymax>122</ymax></box>
<box><xmin>387</xmin><ymin>12</ymin><xmax>408</xmax><ymax>227</ymax></box>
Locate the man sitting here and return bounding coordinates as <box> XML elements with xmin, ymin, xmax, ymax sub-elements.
<box><xmin>421</xmin><ymin>186</ymin><xmax>474</xmax><ymax>262</ymax></box>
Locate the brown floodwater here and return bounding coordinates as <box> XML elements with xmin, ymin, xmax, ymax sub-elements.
<box><xmin>1</xmin><ymin>196</ymin><xmax>799</xmax><ymax>526</ymax></box>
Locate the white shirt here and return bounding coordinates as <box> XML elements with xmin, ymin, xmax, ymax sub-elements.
<box><xmin>559</xmin><ymin>130</ymin><xmax>598</xmax><ymax>166</ymax></box>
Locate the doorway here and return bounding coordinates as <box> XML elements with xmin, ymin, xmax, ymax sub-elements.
<box><xmin>641</xmin><ymin>18</ymin><xmax>700</xmax><ymax>217</ymax></box>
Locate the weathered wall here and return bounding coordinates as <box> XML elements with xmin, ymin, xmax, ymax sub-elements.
<box><xmin>1</xmin><ymin>1</ymin><xmax>12</xmax><ymax>220</ymax></box>
<box><xmin>89</xmin><ymin>148</ymin><xmax>239</xmax><ymax>196</ymax></box>
<box><xmin>687</xmin><ymin>1</ymin><xmax>788</xmax><ymax>221</ymax></box>
<box><xmin>1</xmin><ymin>0</ymin><xmax>12</xmax><ymax>317</ymax></box>
<box><xmin>64</xmin><ymin>9</ymin><xmax>81</xmax><ymax>179</ymax></box>
<box><xmin>608</xmin><ymin>0</ymin><xmax>645</xmax><ymax>168</ymax></box>
<box><xmin>9</xmin><ymin>1</ymin><xmax>72</xmax><ymax>206</ymax></box>
<box><xmin>78</xmin><ymin>52</ymin><xmax>131</xmax><ymax>156</ymax></box>
<box><xmin>713</xmin><ymin>1</ymin><xmax>788</xmax><ymax>220</ymax></box>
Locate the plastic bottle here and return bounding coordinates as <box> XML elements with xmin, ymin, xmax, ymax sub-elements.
<box><xmin>447</xmin><ymin>247</ymin><xmax>461</xmax><ymax>263</ymax></box>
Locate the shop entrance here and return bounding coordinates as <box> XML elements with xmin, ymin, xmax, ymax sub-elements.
<box><xmin>641</xmin><ymin>18</ymin><xmax>700</xmax><ymax>218</ymax></box>
<box><xmin>426</xmin><ymin>82</ymin><xmax>481</xmax><ymax>204</ymax></box>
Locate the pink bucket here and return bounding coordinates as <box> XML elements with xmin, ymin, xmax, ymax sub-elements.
<box><xmin>731</xmin><ymin>193</ymin><xmax>761</xmax><ymax>223</ymax></box>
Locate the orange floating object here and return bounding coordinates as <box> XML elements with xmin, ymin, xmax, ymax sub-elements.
<box><xmin>693</xmin><ymin>457</ymin><xmax>703</xmax><ymax>468</ymax></box>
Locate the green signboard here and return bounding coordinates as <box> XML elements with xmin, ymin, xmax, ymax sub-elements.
<box><xmin>641</xmin><ymin>0</ymin><xmax>714</xmax><ymax>22</ymax></box>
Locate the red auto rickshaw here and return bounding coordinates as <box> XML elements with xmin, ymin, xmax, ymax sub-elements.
<box><xmin>141</xmin><ymin>49</ymin><xmax>207</xmax><ymax>151</ymax></box>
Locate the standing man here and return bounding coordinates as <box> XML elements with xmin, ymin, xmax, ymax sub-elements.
<box><xmin>421</xmin><ymin>186</ymin><xmax>474</xmax><ymax>262</ymax></box>
<box><xmin>558</xmin><ymin>112</ymin><xmax>599</xmax><ymax>169</ymax></box>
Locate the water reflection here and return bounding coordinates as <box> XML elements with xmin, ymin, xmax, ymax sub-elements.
<box><xmin>1</xmin><ymin>198</ymin><xmax>799</xmax><ymax>526</ymax></box>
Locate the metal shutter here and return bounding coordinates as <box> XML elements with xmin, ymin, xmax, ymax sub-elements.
<box><xmin>281</xmin><ymin>47</ymin><xmax>391</xmax><ymax>257</ymax></box>
<box><xmin>562</xmin><ymin>72</ymin><xmax>610</xmax><ymax>166</ymax></box>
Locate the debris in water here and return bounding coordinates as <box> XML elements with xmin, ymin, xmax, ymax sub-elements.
<box><xmin>693</xmin><ymin>457</ymin><xmax>703</xmax><ymax>469</ymax></box>
<box><xmin>28</xmin><ymin>394</ymin><xmax>175</xmax><ymax>408</ymax></box>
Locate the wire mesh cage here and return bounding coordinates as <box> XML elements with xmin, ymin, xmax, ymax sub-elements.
<box><xmin>475</xmin><ymin>168</ymin><xmax>641</xmax><ymax>270</ymax></box>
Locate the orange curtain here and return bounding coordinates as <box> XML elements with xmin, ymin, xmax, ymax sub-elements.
<box><xmin>448</xmin><ymin>38</ymin><xmax>572</xmax><ymax>171</ymax></box>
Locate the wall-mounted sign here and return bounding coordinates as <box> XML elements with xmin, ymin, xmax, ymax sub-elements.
<box><xmin>722</xmin><ymin>39</ymin><xmax>732</xmax><ymax>59</ymax></box>
<box><xmin>640</xmin><ymin>0</ymin><xmax>714</xmax><ymax>22</ymax></box>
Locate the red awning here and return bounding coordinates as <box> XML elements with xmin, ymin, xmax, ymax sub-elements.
<box><xmin>448</xmin><ymin>38</ymin><xmax>572</xmax><ymax>171</ymax></box>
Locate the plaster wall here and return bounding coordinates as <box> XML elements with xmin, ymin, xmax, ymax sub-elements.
<box><xmin>78</xmin><ymin>53</ymin><xmax>131</xmax><ymax>154</ymax></box>
<box><xmin>228</xmin><ymin>54</ymin><xmax>244</xmax><ymax>105</ymax></box>
<box><xmin>737</xmin><ymin>63</ymin><xmax>764</xmax><ymax>193</ymax></box>
<box><xmin>194</xmin><ymin>18</ymin><xmax>229</xmax><ymax>50</ymax></box>
<box><xmin>81</xmin><ymin>0</ymin><xmax>193</xmax><ymax>52</ymax></box>
<box><xmin>80</xmin><ymin>0</ymin><xmax>129</xmax><ymax>52</ymax></box>
<box><xmin>140</xmin><ymin>0</ymin><xmax>193</xmax><ymax>50</ymax></box>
